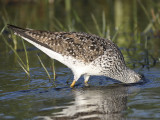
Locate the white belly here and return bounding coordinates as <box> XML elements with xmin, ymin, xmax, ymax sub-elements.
<box><xmin>21</xmin><ymin>37</ymin><xmax>102</xmax><ymax>77</ymax></box>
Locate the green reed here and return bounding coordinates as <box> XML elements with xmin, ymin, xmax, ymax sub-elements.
<box><xmin>0</xmin><ymin>4</ymin><xmax>57</xmax><ymax>81</ymax></box>
<box><xmin>73</xmin><ymin>11</ymin><xmax>90</xmax><ymax>33</ymax></box>
<box><xmin>2</xmin><ymin>31</ymin><xmax>30</xmax><ymax>77</ymax></box>
<box><xmin>22</xmin><ymin>39</ymin><xmax>30</xmax><ymax>75</ymax></box>
<box><xmin>51</xmin><ymin>59</ymin><xmax>56</xmax><ymax>80</ymax></box>
<box><xmin>37</xmin><ymin>54</ymin><xmax>51</xmax><ymax>81</ymax></box>
<box><xmin>91</xmin><ymin>14</ymin><xmax>103</xmax><ymax>37</ymax></box>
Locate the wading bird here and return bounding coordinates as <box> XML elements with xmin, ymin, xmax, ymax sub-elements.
<box><xmin>8</xmin><ymin>24</ymin><xmax>142</xmax><ymax>88</ymax></box>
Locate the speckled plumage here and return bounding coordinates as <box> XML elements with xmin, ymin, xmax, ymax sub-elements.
<box><xmin>8</xmin><ymin>24</ymin><xmax>142</xmax><ymax>87</ymax></box>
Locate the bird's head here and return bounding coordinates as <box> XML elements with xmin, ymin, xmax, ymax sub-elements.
<box><xmin>121</xmin><ymin>69</ymin><xmax>142</xmax><ymax>83</ymax></box>
<box><xmin>107</xmin><ymin>68</ymin><xmax>143</xmax><ymax>84</ymax></box>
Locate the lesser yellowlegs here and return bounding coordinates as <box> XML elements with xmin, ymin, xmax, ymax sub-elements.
<box><xmin>7</xmin><ymin>24</ymin><xmax>142</xmax><ymax>87</ymax></box>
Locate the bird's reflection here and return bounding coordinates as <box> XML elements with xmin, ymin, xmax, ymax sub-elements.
<box><xmin>52</xmin><ymin>84</ymin><xmax>138</xmax><ymax>120</ymax></box>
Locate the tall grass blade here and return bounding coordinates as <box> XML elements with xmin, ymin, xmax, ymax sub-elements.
<box><xmin>37</xmin><ymin>54</ymin><xmax>51</xmax><ymax>81</ymax></box>
<box><xmin>1</xmin><ymin>7</ymin><xmax>10</xmax><ymax>25</ymax></box>
<box><xmin>65</xmin><ymin>0</ymin><xmax>71</xmax><ymax>12</ymax></box>
<box><xmin>54</xmin><ymin>18</ymin><xmax>66</xmax><ymax>31</ymax></box>
<box><xmin>2</xmin><ymin>36</ymin><xmax>27</xmax><ymax>68</ymax></box>
<box><xmin>18</xmin><ymin>61</ymin><xmax>30</xmax><ymax>77</ymax></box>
<box><xmin>51</xmin><ymin>59</ymin><xmax>56</xmax><ymax>80</ymax></box>
<box><xmin>73</xmin><ymin>11</ymin><xmax>90</xmax><ymax>33</ymax></box>
<box><xmin>143</xmin><ymin>22</ymin><xmax>153</xmax><ymax>34</ymax></box>
<box><xmin>22</xmin><ymin>39</ymin><xmax>30</xmax><ymax>74</ymax></box>
<box><xmin>102</xmin><ymin>11</ymin><xmax>106</xmax><ymax>37</ymax></box>
<box><xmin>2</xmin><ymin>35</ymin><xmax>30</xmax><ymax>77</ymax></box>
<box><xmin>91</xmin><ymin>14</ymin><xmax>102</xmax><ymax>36</ymax></box>
<box><xmin>137</xmin><ymin>0</ymin><xmax>150</xmax><ymax>21</ymax></box>
<box><xmin>112</xmin><ymin>28</ymin><xmax>119</xmax><ymax>42</ymax></box>
<box><xmin>0</xmin><ymin>25</ymin><xmax>6</xmax><ymax>35</ymax></box>
<box><xmin>138</xmin><ymin>0</ymin><xmax>155</xmax><ymax>32</ymax></box>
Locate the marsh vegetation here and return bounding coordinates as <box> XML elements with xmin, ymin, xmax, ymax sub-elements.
<box><xmin>0</xmin><ymin>0</ymin><xmax>160</xmax><ymax>119</ymax></box>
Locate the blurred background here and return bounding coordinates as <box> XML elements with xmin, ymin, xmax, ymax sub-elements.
<box><xmin>0</xmin><ymin>0</ymin><xmax>160</xmax><ymax>120</ymax></box>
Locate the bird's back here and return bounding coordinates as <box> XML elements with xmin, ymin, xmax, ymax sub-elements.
<box><xmin>8</xmin><ymin>24</ymin><xmax>125</xmax><ymax>65</ymax></box>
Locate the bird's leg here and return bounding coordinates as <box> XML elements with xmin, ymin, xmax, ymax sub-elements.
<box><xmin>70</xmin><ymin>74</ymin><xmax>81</xmax><ymax>88</ymax></box>
<box><xmin>70</xmin><ymin>80</ymin><xmax>76</xmax><ymax>88</ymax></box>
<box><xmin>84</xmin><ymin>75</ymin><xmax>90</xmax><ymax>86</ymax></box>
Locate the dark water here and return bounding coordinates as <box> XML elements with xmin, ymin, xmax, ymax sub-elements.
<box><xmin>0</xmin><ymin>0</ymin><xmax>160</xmax><ymax>120</ymax></box>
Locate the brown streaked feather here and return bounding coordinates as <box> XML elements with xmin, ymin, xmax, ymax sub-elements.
<box><xmin>7</xmin><ymin>24</ymin><xmax>124</xmax><ymax>63</ymax></box>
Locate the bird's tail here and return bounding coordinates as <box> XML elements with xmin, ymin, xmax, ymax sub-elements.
<box><xmin>7</xmin><ymin>24</ymin><xmax>53</xmax><ymax>52</ymax></box>
<box><xmin>7</xmin><ymin>24</ymin><xmax>28</xmax><ymax>36</ymax></box>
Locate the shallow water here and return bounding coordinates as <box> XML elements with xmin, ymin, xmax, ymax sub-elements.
<box><xmin>0</xmin><ymin>57</ymin><xmax>160</xmax><ymax>120</ymax></box>
<box><xmin>0</xmin><ymin>0</ymin><xmax>160</xmax><ymax>120</ymax></box>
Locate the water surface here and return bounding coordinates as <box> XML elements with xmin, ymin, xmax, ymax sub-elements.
<box><xmin>0</xmin><ymin>0</ymin><xmax>160</xmax><ymax>119</ymax></box>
